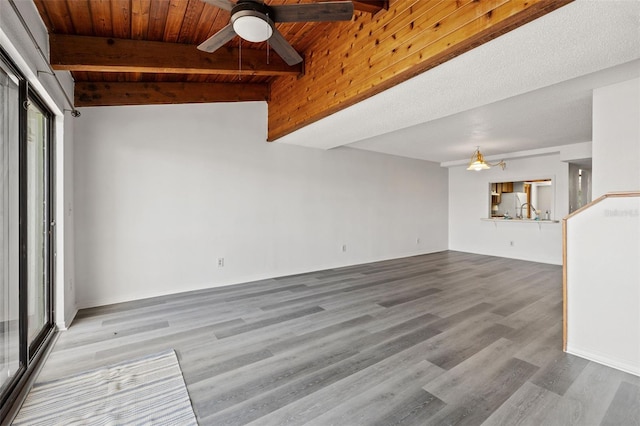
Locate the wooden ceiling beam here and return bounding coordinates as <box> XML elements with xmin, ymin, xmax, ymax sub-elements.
<box><xmin>267</xmin><ymin>0</ymin><xmax>573</xmax><ymax>141</ymax></box>
<box><xmin>352</xmin><ymin>1</ymin><xmax>388</xmax><ymax>15</ymax></box>
<box><xmin>75</xmin><ymin>82</ymin><xmax>269</xmax><ymax>107</ymax></box>
<box><xmin>49</xmin><ymin>34</ymin><xmax>302</xmax><ymax>76</ymax></box>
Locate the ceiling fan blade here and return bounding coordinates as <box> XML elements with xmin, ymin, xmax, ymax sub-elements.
<box><xmin>201</xmin><ymin>0</ymin><xmax>235</xmax><ymax>11</ymax></box>
<box><xmin>197</xmin><ymin>23</ymin><xmax>237</xmax><ymax>53</ymax></box>
<box><xmin>268</xmin><ymin>29</ymin><xmax>303</xmax><ymax>66</ymax></box>
<box><xmin>270</xmin><ymin>1</ymin><xmax>354</xmax><ymax>23</ymax></box>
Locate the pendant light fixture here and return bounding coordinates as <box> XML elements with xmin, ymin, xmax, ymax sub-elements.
<box><xmin>466</xmin><ymin>146</ymin><xmax>506</xmax><ymax>171</ymax></box>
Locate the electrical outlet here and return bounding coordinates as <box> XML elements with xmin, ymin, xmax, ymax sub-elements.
<box><xmin>342</xmin><ymin>244</ymin><xmax>347</xmax><ymax>252</ymax></box>
<box><xmin>510</xmin><ymin>241</ymin><xmax>514</xmax><ymax>247</ymax></box>
<box><xmin>416</xmin><ymin>237</ymin><xmax>421</xmax><ymax>244</ymax></box>
<box><xmin>217</xmin><ymin>257</ymin><xmax>225</xmax><ymax>267</ymax></box>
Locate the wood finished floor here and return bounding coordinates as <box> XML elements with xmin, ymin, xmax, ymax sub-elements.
<box><xmin>37</xmin><ymin>251</ymin><xmax>639</xmax><ymax>425</ymax></box>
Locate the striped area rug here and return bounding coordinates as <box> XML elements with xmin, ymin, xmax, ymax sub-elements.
<box><xmin>13</xmin><ymin>349</ymin><xmax>197</xmax><ymax>425</ymax></box>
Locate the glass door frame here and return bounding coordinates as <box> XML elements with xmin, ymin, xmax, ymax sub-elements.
<box><xmin>20</xmin><ymin>82</ymin><xmax>55</xmax><ymax>361</ymax></box>
<box><xmin>0</xmin><ymin>48</ymin><xmax>56</xmax><ymax>422</ymax></box>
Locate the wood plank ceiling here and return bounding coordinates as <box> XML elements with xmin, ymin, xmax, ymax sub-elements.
<box><xmin>34</xmin><ymin>0</ymin><xmax>572</xmax><ymax>140</ymax></box>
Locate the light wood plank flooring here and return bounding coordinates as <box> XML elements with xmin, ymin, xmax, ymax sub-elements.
<box><xmin>37</xmin><ymin>251</ymin><xmax>640</xmax><ymax>425</ymax></box>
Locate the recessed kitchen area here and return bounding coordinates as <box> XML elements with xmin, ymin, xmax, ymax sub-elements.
<box><xmin>489</xmin><ymin>179</ymin><xmax>554</xmax><ymax>220</ymax></box>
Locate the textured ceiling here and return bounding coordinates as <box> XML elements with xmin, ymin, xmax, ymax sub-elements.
<box><xmin>348</xmin><ymin>59</ymin><xmax>640</xmax><ymax>163</ymax></box>
<box><xmin>276</xmin><ymin>1</ymin><xmax>640</xmax><ymax>163</ymax></box>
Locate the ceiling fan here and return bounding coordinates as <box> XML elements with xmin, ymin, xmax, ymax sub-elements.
<box><xmin>197</xmin><ymin>0</ymin><xmax>354</xmax><ymax>65</ymax></box>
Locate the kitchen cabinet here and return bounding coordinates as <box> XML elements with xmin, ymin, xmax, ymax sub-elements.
<box><xmin>501</xmin><ymin>182</ymin><xmax>514</xmax><ymax>193</ymax></box>
<box><xmin>491</xmin><ymin>182</ymin><xmax>514</xmax><ymax>194</ymax></box>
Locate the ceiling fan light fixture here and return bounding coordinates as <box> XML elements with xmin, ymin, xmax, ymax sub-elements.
<box><xmin>198</xmin><ymin>0</ymin><xmax>354</xmax><ymax>65</ymax></box>
<box><xmin>466</xmin><ymin>146</ymin><xmax>506</xmax><ymax>171</ymax></box>
<box><xmin>232</xmin><ymin>14</ymin><xmax>273</xmax><ymax>42</ymax></box>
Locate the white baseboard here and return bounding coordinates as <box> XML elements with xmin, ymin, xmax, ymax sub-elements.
<box><xmin>76</xmin><ymin>248</ymin><xmax>448</xmax><ymax>309</ymax></box>
<box><xmin>56</xmin><ymin>307</ymin><xmax>78</xmax><ymax>331</ymax></box>
<box><xmin>567</xmin><ymin>345</ymin><xmax>640</xmax><ymax>377</ymax></box>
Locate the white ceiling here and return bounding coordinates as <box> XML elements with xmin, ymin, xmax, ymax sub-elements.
<box><xmin>275</xmin><ymin>0</ymin><xmax>640</xmax><ymax>164</ymax></box>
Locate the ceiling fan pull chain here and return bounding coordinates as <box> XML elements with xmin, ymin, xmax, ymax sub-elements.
<box><xmin>238</xmin><ymin>38</ymin><xmax>242</xmax><ymax>81</ymax></box>
<box><xmin>266</xmin><ymin>12</ymin><xmax>270</xmax><ymax>65</ymax></box>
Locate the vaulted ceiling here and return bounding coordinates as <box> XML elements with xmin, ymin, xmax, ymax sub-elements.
<box><xmin>34</xmin><ymin>0</ymin><xmax>572</xmax><ymax>140</ymax></box>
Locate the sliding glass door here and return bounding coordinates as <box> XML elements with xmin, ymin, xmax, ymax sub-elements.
<box><xmin>0</xmin><ymin>53</ymin><xmax>20</xmax><ymax>396</ymax></box>
<box><xmin>26</xmin><ymin>100</ymin><xmax>50</xmax><ymax>352</ymax></box>
<box><xmin>0</xmin><ymin>50</ymin><xmax>54</xmax><ymax>420</ymax></box>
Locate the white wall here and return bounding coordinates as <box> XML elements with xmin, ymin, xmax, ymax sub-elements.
<box><xmin>448</xmin><ymin>153</ymin><xmax>568</xmax><ymax>265</ymax></box>
<box><xmin>535</xmin><ymin>183</ymin><xmax>552</xmax><ymax>215</ymax></box>
<box><xmin>61</xmin><ymin>111</ymin><xmax>76</xmax><ymax>326</ymax></box>
<box><xmin>566</xmin><ymin>195</ymin><xmax>640</xmax><ymax>376</ymax></box>
<box><xmin>565</xmin><ymin>76</ymin><xmax>640</xmax><ymax>376</ymax></box>
<box><xmin>0</xmin><ymin>0</ymin><xmax>77</xmax><ymax>327</ymax></box>
<box><xmin>592</xmin><ymin>78</ymin><xmax>640</xmax><ymax>197</ymax></box>
<box><xmin>73</xmin><ymin>103</ymin><xmax>448</xmax><ymax>308</ymax></box>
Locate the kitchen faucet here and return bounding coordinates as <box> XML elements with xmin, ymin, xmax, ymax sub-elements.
<box><xmin>520</xmin><ymin>202</ymin><xmax>537</xmax><ymax>219</ymax></box>
<box><xmin>513</xmin><ymin>198</ymin><xmax>522</xmax><ymax>219</ymax></box>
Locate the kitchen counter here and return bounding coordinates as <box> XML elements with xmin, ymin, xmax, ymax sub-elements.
<box><xmin>481</xmin><ymin>218</ymin><xmax>559</xmax><ymax>223</ymax></box>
